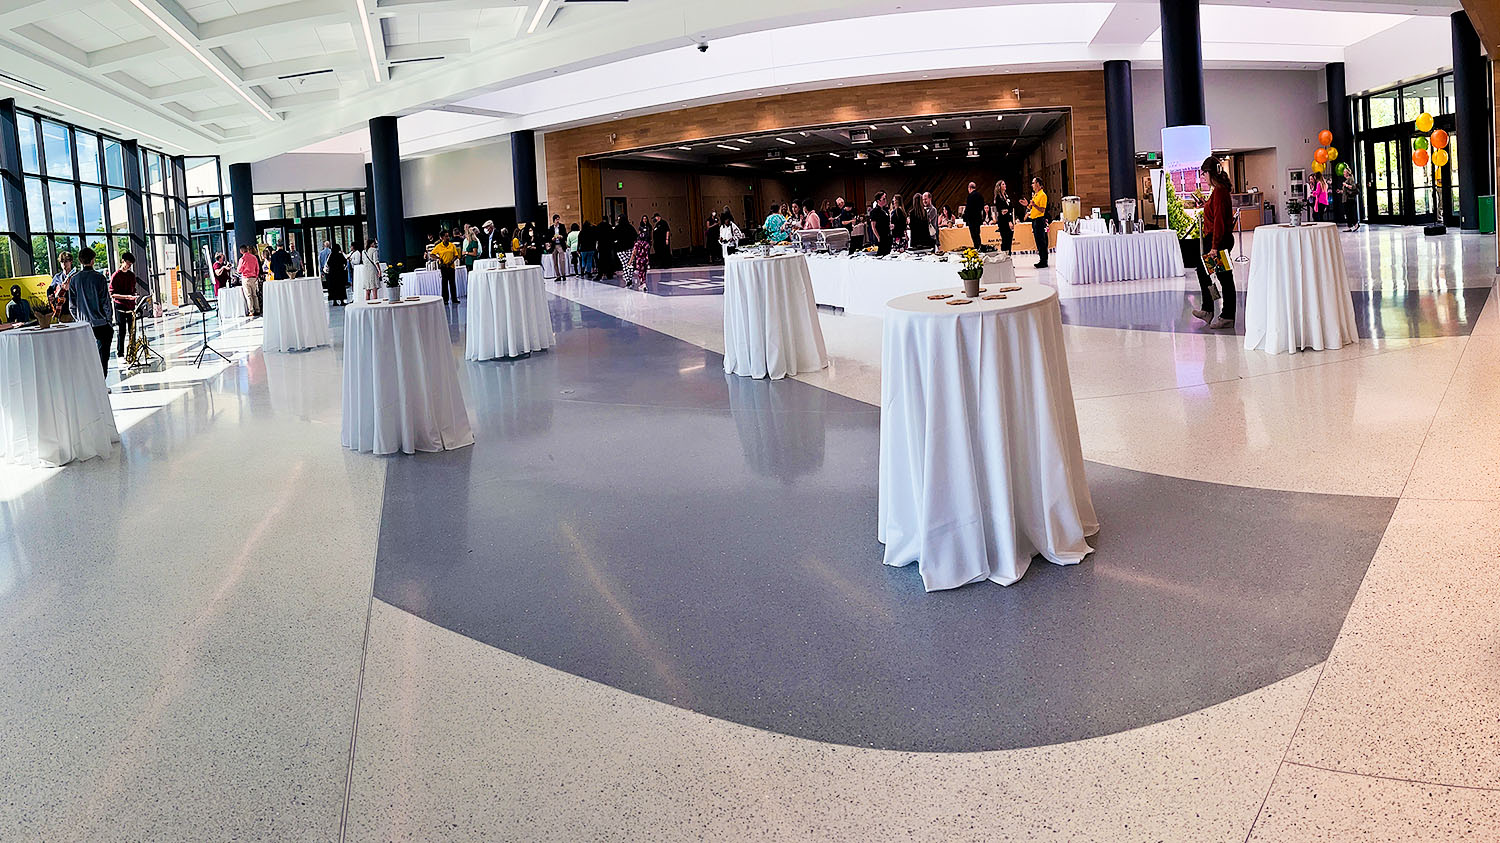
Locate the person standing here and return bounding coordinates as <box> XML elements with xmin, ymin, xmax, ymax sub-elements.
<box><xmin>353</xmin><ymin>239</ymin><xmax>380</xmax><ymax>302</ymax></box>
<box><xmin>462</xmin><ymin>225</ymin><xmax>481</xmax><ymax>272</ymax></box>
<box><xmin>1341</xmin><ymin>168</ymin><xmax>1360</xmax><ymax>231</ymax></box>
<box><xmin>481</xmin><ymin>220</ymin><xmax>503</xmax><ymax>259</ymax></box>
<box><xmin>431</xmin><ymin>231</ymin><xmax>460</xmax><ymax>303</ymax></box>
<box><xmin>890</xmin><ymin>193</ymin><xmax>908</xmax><ymax>251</ymax></box>
<box><xmin>548</xmin><ymin>215</ymin><xmax>569</xmax><ymax>280</ymax></box>
<box><xmin>68</xmin><ymin>247</ymin><xmax>114</xmax><ymax>374</ymax></box>
<box><xmin>211</xmin><ymin>253</ymin><xmax>231</xmax><ymax>294</ymax></box>
<box><xmin>579</xmin><ymin>221</ymin><xmax>597</xmax><ymax>278</ymax></box>
<box><xmin>1023</xmin><ymin>177</ymin><xmax>1049</xmax><ymax>268</ymax></box>
<box><xmin>317</xmin><ymin>240</ymin><xmax>332</xmax><ymax>277</ymax></box>
<box><xmin>962</xmin><ymin>181</ymin><xmax>985</xmax><ymax>251</ymax></box>
<box><xmin>908</xmin><ymin>197</ymin><xmax>932</xmax><ymax>250</ymax></box>
<box><xmin>704</xmin><ymin>213</ymin><xmax>720</xmax><ymax>264</ymax></box>
<box><xmin>109</xmin><ymin>251</ymin><xmax>140</xmax><ymax>359</ymax></box>
<box><xmin>628</xmin><ymin>215</ymin><xmax>652</xmax><ymax>290</ymax></box>
<box><xmin>1193</xmin><ymin>156</ymin><xmax>1238</xmax><ymax>330</ymax></box>
<box><xmin>802</xmin><ymin>200</ymin><xmax>820</xmax><ymax>232</ymax></box>
<box><xmin>289</xmin><ymin>245</ymin><xmax>305</xmax><ymax>278</ymax></box>
<box><xmin>322</xmin><ymin>242</ymin><xmax>348</xmax><ymax>306</ymax></box>
<box><xmin>567</xmin><ymin>223</ymin><xmax>581</xmax><ymax>276</ymax></box>
<box><xmin>651</xmin><ymin>213</ymin><xmax>671</xmax><ymax>268</ymax></box>
<box><xmin>48</xmin><ymin>249</ymin><xmax>76</xmax><ymax>322</ymax></box>
<box><xmin>993</xmin><ymin>180</ymin><xmax>1016</xmax><ymax>254</ymax></box>
<box><xmin>869</xmin><ymin>192</ymin><xmax>892</xmax><ymax>256</ymax></box>
<box><xmin>1309</xmin><ymin>172</ymin><xmax>1330</xmax><ymax>222</ymax></box>
<box><xmin>237</xmin><ymin>244</ymin><xmax>263</xmax><ymax>316</ymax></box>
<box><xmin>718</xmin><ymin>210</ymin><xmax>743</xmax><ymax>262</ymax></box>
<box><xmin>269</xmin><ymin>243</ymin><xmax>293</xmax><ymax>281</ymax></box>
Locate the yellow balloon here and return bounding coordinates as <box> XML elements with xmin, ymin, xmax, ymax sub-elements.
<box><xmin>1433</xmin><ymin>148</ymin><xmax>1449</xmax><ymax>167</ymax></box>
<box><xmin>1416</xmin><ymin>112</ymin><xmax>1434</xmax><ymax>133</ymax></box>
<box><xmin>1311</xmin><ymin>160</ymin><xmax>1325</xmax><ymax>173</ymax></box>
<box><xmin>1328</xmin><ymin>147</ymin><xmax>1338</xmax><ymax>161</ymax></box>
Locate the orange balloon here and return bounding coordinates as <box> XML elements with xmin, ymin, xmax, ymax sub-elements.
<box><xmin>1313</xmin><ymin>147</ymin><xmax>1329</xmax><ymax>164</ymax></box>
<box><xmin>1431</xmin><ymin>129</ymin><xmax>1449</xmax><ymax>149</ymax></box>
<box><xmin>1318</xmin><ymin>129</ymin><xmax>1333</xmax><ymax>146</ymax></box>
<box><xmin>1413</xmin><ymin>149</ymin><xmax>1430</xmax><ymax>167</ymax></box>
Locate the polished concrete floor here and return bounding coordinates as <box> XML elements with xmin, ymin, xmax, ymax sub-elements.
<box><xmin>2</xmin><ymin>225</ymin><xmax>1499</xmax><ymax>840</ymax></box>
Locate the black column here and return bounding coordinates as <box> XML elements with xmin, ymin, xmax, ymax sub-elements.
<box><xmin>369</xmin><ymin>116</ymin><xmax>407</xmax><ymax>264</ymax></box>
<box><xmin>1104</xmin><ymin>60</ymin><xmax>1138</xmax><ymax>209</ymax></box>
<box><xmin>0</xmin><ymin>98</ymin><xmax>33</xmax><ymax>275</ymax></box>
<box><xmin>511</xmin><ymin>129</ymin><xmax>538</xmax><ymax>226</ymax></box>
<box><xmin>169</xmin><ymin>156</ymin><xmax>192</xmax><ymax>298</ymax></box>
<box><xmin>364</xmin><ymin>161</ymin><xmax>376</xmax><ymax>242</ymax></box>
<box><xmin>121</xmin><ymin>141</ymin><xmax>148</xmax><ymax>271</ymax></box>
<box><xmin>1326</xmin><ymin>63</ymin><xmax>1352</xmax><ymax>223</ymax></box>
<box><xmin>228</xmin><ymin>162</ymin><xmax>255</xmax><ymax>251</ymax></box>
<box><xmin>1160</xmin><ymin>0</ymin><xmax>1205</xmax><ymax>127</ymax></box>
<box><xmin>1453</xmin><ymin>11</ymin><xmax>1491</xmax><ymax>230</ymax></box>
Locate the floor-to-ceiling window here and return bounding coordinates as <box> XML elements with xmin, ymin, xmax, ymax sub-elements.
<box><xmin>1353</xmin><ymin>72</ymin><xmax>1469</xmax><ymax>226</ymax></box>
<box><xmin>252</xmin><ymin>190</ymin><xmax>367</xmax><ymax>271</ymax></box>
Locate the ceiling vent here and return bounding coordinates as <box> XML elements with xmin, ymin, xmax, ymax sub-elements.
<box><xmin>849</xmin><ymin>128</ymin><xmax>871</xmax><ymax>144</ymax></box>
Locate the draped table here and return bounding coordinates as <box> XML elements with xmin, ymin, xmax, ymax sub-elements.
<box><xmin>879</xmin><ymin>285</ymin><xmax>1098</xmax><ymax>590</ymax></box>
<box><xmin>1054</xmin><ymin>229</ymin><xmax>1183</xmax><ymax>284</ymax></box>
<box><xmin>1078</xmin><ymin>217</ymin><xmax>1111</xmax><ymax>235</ymax></box>
<box><xmin>473</xmin><ymin>257</ymin><xmax>516</xmax><ymax>273</ymax></box>
<box><xmin>0</xmin><ymin>322</ymin><xmax>119</xmax><ymax>467</ymax></box>
<box><xmin>466</xmin><ymin>266</ymin><xmax>554</xmax><ymax>360</ymax></box>
<box><xmin>261</xmin><ymin>276</ymin><xmax>332</xmax><ymax>352</ymax></box>
<box><xmin>804</xmin><ymin>253</ymin><xmax>1016</xmax><ymax>317</ymax></box>
<box><xmin>1244</xmin><ymin>222</ymin><xmax>1358</xmax><ymax>354</ymax></box>
<box><xmin>723</xmin><ymin>254</ymin><xmax>828</xmax><ymax>379</ymax></box>
<box><xmin>341</xmin><ymin>295</ymin><xmax>474</xmax><ymax>455</ymax></box>
<box><xmin>400</xmin><ymin>267</ymin><xmax>469</xmax><ymax>300</ymax></box>
<box><xmin>217</xmin><ymin>286</ymin><xmax>248</xmax><ymax>320</ymax></box>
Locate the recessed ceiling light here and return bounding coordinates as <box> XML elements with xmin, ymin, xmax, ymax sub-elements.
<box><xmin>965</xmin><ymin>120</ymin><xmax>971</xmax><ymax>129</ymax></box>
<box><xmin>776</xmin><ymin>137</ymin><xmax>795</xmax><ymax>145</ymax></box>
<box><xmin>678</xmin><ymin>146</ymin><xmax>692</xmax><ymax>150</ymax></box>
<box><xmin>901</xmin><ymin>125</ymin><xmax>912</xmax><ymax>134</ymax></box>
<box><xmin>716</xmin><ymin>144</ymin><xmax>739</xmax><ymax>151</ymax></box>
<box><xmin>829</xmin><ymin>152</ymin><xmax>840</xmax><ymax>157</ymax></box>
<box><xmin>735</xmin><ymin>138</ymin><xmax>750</xmax><ymax>144</ymax></box>
<box><xmin>931</xmin><ymin>119</ymin><xmax>938</xmax><ymax>126</ymax></box>
<box><xmin>922</xmin><ymin>144</ymin><xmax>930</xmax><ymax>150</ymax></box>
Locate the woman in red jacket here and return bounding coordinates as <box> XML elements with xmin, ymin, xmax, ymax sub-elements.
<box><xmin>1193</xmin><ymin>156</ymin><xmax>1237</xmax><ymax>330</ymax></box>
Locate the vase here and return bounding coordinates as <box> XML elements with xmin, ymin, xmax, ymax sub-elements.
<box><xmin>961</xmin><ymin>273</ymin><xmax>981</xmax><ymax>298</ymax></box>
<box><xmin>36</xmin><ymin>311</ymin><xmax>52</xmax><ymax>329</ymax></box>
<box><xmin>385</xmin><ymin>284</ymin><xmax>402</xmax><ymax>303</ymax></box>
<box><xmin>1289</xmin><ymin>213</ymin><xmax>1302</xmax><ymax>227</ymax></box>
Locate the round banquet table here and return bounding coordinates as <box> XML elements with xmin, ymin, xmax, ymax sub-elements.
<box><xmin>879</xmin><ymin>285</ymin><xmax>1098</xmax><ymax>590</ymax></box>
<box><xmin>0</xmin><ymin>322</ymin><xmax>119</xmax><ymax>467</ymax></box>
<box><xmin>341</xmin><ymin>295</ymin><xmax>475</xmax><ymax>455</ymax></box>
<box><xmin>261</xmin><ymin>277</ymin><xmax>332</xmax><ymax>352</ymax></box>
<box><xmin>722</xmin><ymin>253</ymin><xmax>829</xmax><ymax>379</ymax></box>
<box><xmin>473</xmin><ymin>257</ymin><xmax>515</xmax><ymax>273</ymax></box>
<box><xmin>217</xmin><ymin>286</ymin><xmax>248</xmax><ymax>320</ymax></box>
<box><xmin>400</xmin><ymin>267</ymin><xmax>469</xmax><ymax>300</ymax></box>
<box><xmin>1244</xmin><ymin>222</ymin><xmax>1358</xmax><ymax>354</ymax></box>
<box><xmin>1054</xmin><ymin>229</ymin><xmax>1182</xmax><ymax>284</ymax></box>
<box><xmin>466</xmin><ymin>266</ymin><xmax>554</xmax><ymax>361</ymax></box>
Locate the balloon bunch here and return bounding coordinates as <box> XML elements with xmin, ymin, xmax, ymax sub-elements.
<box><xmin>1312</xmin><ymin>129</ymin><xmax>1342</xmax><ymax>177</ymax></box>
<box><xmin>1411</xmin><ymin>112</ymin><xmax>1449</xmax><ymax>169</ymax></box>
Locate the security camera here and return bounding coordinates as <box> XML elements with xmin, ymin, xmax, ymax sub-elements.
<box><xmin>697</xmin><ymin>40</ymin><xmax>709</xmax><ymax>53</ymax></box>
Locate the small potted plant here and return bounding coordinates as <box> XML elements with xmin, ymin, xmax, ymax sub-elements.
<box><xmin>383</xmin><ymin>261</ymin><xmax>404</xmax><ymax>303</ymax></box>
<box><xmin>32</xmin><ymin>297</ymin><xmax>54</xmax><ymax>328</ymax></box>
<box><xmin>1287</xmin><ymin>198</ymin><xmax>1304</xmax><ymax>227</ymax></box>
<box><xmin>957</xmin><ymin>247</ymin><xmax>985</xmax><ymax>297</ymax></box>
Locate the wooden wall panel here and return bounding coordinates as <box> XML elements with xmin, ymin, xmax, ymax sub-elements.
<box><xmin>544</xmin><ymin>70</ymin><xmax>1111</xmax><ymax>222</ymax></box>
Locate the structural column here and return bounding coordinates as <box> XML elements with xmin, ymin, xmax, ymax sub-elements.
<box><xmin>1452</xmin><ymin>10</ymin><xmax>1492</xmax><ymax>229</ymax></box>
<box><xmin>1103</xmin><ymin>60</ymin><xmax>1138</xmax><ymax>209</ymax></box>
<box><xmin>120</xmin><ymin>141</ymin><xmax>148</xmax><ymax>270</ymax></box>
<box><xmin>511</xmin><ymin>129</ymin><xmax>539</xmax><ymax>226</ymax></box>
<box><xmin>1325</xmin><ymin>63</ymin><xmax>1352</xmax><ymax>224</ymax></box>
<box><xmin>0</xmin><ymin>98</ymin><xmax>34</xmax><ymax>275</ymax></box>
<box><xmin>364</xmin><ymin>161</ymin><xmax>376</xmax><ymax>242</ymax></box>
<box><xmin>368</xmin><ymin>116</ymin><xmax>407</xmax><ymax>264</ymax></box>
<box><xmin>1160</xmin><ymin>0</ymin><xmax>1205</xmax><ymax>127</ymax></box>
<box><xmin>228</xmin><ymin>162</ymin><xmax>256</xmax><ymax>252</ymax></box>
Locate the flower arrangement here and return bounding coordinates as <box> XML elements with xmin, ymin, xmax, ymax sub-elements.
<box><xmin>383</xmin><ymin>261</ymin><xmax>404</xmax><ymax>287</ymax></box>
<box><xmin>957</xmin><ymin>248</ymin><xmax>984</xmax><ymax>281</ymax></box>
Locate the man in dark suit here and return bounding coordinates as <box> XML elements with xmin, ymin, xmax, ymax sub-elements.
<box><xmin>869</xmin><ymin>192</ymin><xmax>892</xmax><ymax>256</ymax></box>
<box><xmin>962</xmin><ymin>181</ymin><xmax>985</xmax><ymax>250</ymax></box>
<box><xmin>482</xmin><ymin>220</ymin><xmax>504</xmax><ymax>259</ymax></box>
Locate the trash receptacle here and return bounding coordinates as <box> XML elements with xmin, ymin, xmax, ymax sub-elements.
<box><xmin>1480</xmin><ymin>195</ymin><xmax>1495</xmax><ymax>234</ymax></box>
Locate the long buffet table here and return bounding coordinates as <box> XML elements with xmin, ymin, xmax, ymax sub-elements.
<box><xmin>803</xmin><ymin>252</ymin><xmax>1017</xmax><ymax>317</ymax></box>
<box><xmin>937</xmin><ymin>221</ymin><xmax>1062</xmax><ymax>254</ymax></box>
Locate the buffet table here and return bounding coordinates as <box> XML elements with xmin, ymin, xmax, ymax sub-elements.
<box><xmin>217</xmin><ymin>285</ymin><xmax>248</xmax><ymax>321</ymax></box>
<box><xmin>341</xmin><ymin>295</ymin><xmax>474</xmax><ymax>455</ymax></box>
<box><xmin>879</xmin><ymin>285</ymin><xmax>1097</xmax><ymax>590</ymax></box>
<box><xmin>0</xmin><ymin>322</ymin><xmax>119</xmax><ymax>467</ymax></box>
<box><xmin>937</xmin><ymin>221</ymin><xmax>1060</xmax><ymax>253</ymax></box>
<box><xmin>1244</xmin><ymin>222</ymin><xmax>1357</xmax><ymax>354</ymax></box>
<box><xmin>1054</xmin><ymin>229</ymin><xmax>1183</xmax><ymax>284</ymax></box>
<box><xmin>400</xmin><ymin>267</ymin><xmax>469</xmax><ymax>300</ymax></box>
<box><xmin>804</xmin><ymin>253</ymin><xmax>1016</xmax><ymax>317</ymax></box>
<box><xmin>722</xmin><ymin>254</ymin><xmax>828</xmax><ymax>379</ymax></box>
<box><xmin>261</xmin><ymin>277</ymin><xmax>332</xmax><ymax>352</ymax></box>
<box><xmin>466</xmin><ymin>266</ymin><xmax>554</xmax><ymax>361</ymax></box>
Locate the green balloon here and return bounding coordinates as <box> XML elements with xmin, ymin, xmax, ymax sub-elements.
<box><xmin>1335</xmin><ymin>162</ymin><xmax>1347</xmax><ymax>176</ymax></box>
<box><xmin>1414</xmin><ymin>137</ymin><xmax>1430</xmax><ymax>150</ymax></box>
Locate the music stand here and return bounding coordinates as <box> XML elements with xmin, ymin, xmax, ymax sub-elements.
<box><xmin>188</xmin><ymin>291</ymin><xmax>230</xmax><ymax>367</ymax></box>
<box><xmin>127</xmin><ymin>293</ymin><xmax>165</xmax><ymax>368</ymax></box>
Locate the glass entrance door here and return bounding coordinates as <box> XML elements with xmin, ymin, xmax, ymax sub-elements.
<box><xmin>1367</xmin><ymin>138</ymin><xmax>1405</xmax><ymax>223</ymax></box>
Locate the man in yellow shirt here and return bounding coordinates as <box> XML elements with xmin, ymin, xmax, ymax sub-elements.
<box><xmin>431</xmin><ymin>231</ymin><xmax>461</xmax><ymax>304</ymax></box>
<box><xmin>1025</xmin><ymin>177</ymin><xmax>1049</xmax><ymax>268</ymax></box>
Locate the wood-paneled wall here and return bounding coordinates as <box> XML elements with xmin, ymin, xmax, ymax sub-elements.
<box><xmin>544</xmin><ymin>70</ymin><xmax>1110</xmax><ymax>222</ymax></box>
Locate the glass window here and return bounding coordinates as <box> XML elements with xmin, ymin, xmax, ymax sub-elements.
<box><xmin>147</xmin><ymin>152</ymin><xmax>165</xmax><ymax>195</ymax></box>
<box><xmin>184</xmin><ymin>157</ymin><xmax>220</xmax><ymax>197</ymax></box>
<box><xmin>81</xmin><ymin>185</ymin><xmax>104</xmax><ymax>234</ymax></box>
<box><xmin>108</xmin><ymin>188</ymin><xmax>129</xmax><ymax>236</ymax></box>
<box><xmin>1401</xmin><ymin>79</ymin><xmax>1439</xmax><ymax>124</ymax></box>
<box><xmin>24</xmin><ymin>177</ymin><xmax>47</xmax><ymax>230</ymax></box>
<box><xmin>0</xmin><ymin>190</ymin><xmax>7</xmax><ymax>231</ymax></box>
<box><xmin>0</xmin><ymin>237</ymin><xmax>13</xmax><ymax>279</ymax></box>
<box><xmin>1368</xmin><ymin>91</ymin><xmax>1398</xmax><ymax>129</ymax></box>
<box><xmin>104</xmin><ymin>138</ymin><xmax>125</xmax><ymax>186</ymax></box>
<box><xmin>82</xmin><ymin>236</ymin><xmax>107</xmax><ymax>267</ymax></box>
<box><xmin>31</xmin><ymin>235</ymin><xmax>51</xmax><ymax>275</ymax></box>
<box><xmin>76</xmin><ymin>132</ymin><xmax>100</xmax><ymax>183</ymax></box>
<box><xmin>1441</xmin><ymin>75</ymin><xmax>1456</xmax><ymax>115</ymax></box>
<box><xmin>17</xmin><ymin>114</ymin><xmax>39</xmax><ymax>173</ymax></box>
<box><xmin>41</xmin><ymin>121</ymin><xmax>73</xmax><ymax>180</ymax></box>
<box><xmin>48</xmin><ymin>182</ymin><xmax>78</xmax><ymax>233</ymax></box>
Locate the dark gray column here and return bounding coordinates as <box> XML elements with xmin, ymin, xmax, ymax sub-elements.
<box><xmin>1326</xmin><ymin>63</ymin><xmax>1352</xmax><ymax>223</ymax></box>
<box><xmin>369</xmin><ymin>116</ymin><xmax>407</xmax><ymax>264</ymax></box>
<box><xmin>228</xmin><ymin>162</ymin><xmax>255</xmax><ymax>251</ymax></box>
<box><xmin>1160</xmin><ymin>0</ymin><xmax>1205</xmax><ymax>127</ymax></box>
<box><xmin>1104</xmin><ymin>60</ymin><xmax>1138</xmax><ymax>209</ymax></box>
<box><xmin>121</xmin><ymin>140</ymin><xmax>148</xmax><ymax>267</ymax></box>
<box><xmin>169</xmin><ymin>155</ymin><xmax>192</xmax><ymax>297</ymax></box>
<box><xmin>511</xmin><ymin>129</ymin><xmax>538</xmax><ymax>226</ymax></box>
<box><xmin>1453</xmin><ymin>10</ymin><xmax>1492</xmax><ymax>229</ymax></box>
<box><xmin>0</xmin><ymin>98</ymin><xmax>33</xmax><ymax>275</ymax></box>
<box><xmin>364</xmin><ymin>161</ymin><xmax>376</xmax><ymax>242</ymax></box>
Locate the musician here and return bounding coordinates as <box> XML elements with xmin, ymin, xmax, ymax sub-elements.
<box><xmin>109</xmin><ymin>252</ymin><xmax>141</xmax><ymax>360</ymax></box>
<box><xmin>49</xmin><ymin>249</ymin><xmax>76</xmax><ymax>321</ymax></box>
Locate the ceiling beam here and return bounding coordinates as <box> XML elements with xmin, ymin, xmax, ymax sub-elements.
<box><xmin>195</xmin><ymin>0</ymin><xmax>349</xmax><ymax>45</ymax></box>
<box><xmin>1090</xmin><ymin>3</ymin><xmax>1159</xmax><ymax>45</ymax></box>
<box><xmin>14</xmin><ymin>23</ymin><xmax>87</xmax><ymax>66</ymax></box>
<box><xmin>237</xmin><ymin>53</ymin><xmax>361</xmax><ymax>85</ymax></box>
<box><xmin>267</xmin><ymin>90</ymin><xmax>344</xmax><ymax>109</ymax></box>
<box><xmin>385</xmin><ymin>39</ymin><xmax>470</xmax><ymax>62</ymax></box>
<box><xmin>86</xmin><ymin>37</ymin><xmax>169</xmax><ymax>70</ymax></box>
<box><xmin>117</xmin><ymin>0</ymin><xmax>279</xmax><ymax>120</ymax></box>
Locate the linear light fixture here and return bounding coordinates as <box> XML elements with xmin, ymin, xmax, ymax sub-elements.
<box><xmin>355</xmin><ymin>0</ymin><xmax>381</xmax><ymax>80</ymax></box>
<box><xmin>0</xmin><ymin>77</ymin><xmax>185</xmax><ymax>150</ymax></box>
<box><xmin>527</xmin><ymin>0</ymin><xmax>552</xmax><ymax>34</ymax></box>
<box><xmin>125</xmin><ymin>0</ymin><xmax>275</xmax><ymax>121</ymax></box>
<box><xmin>775</xmin><ymin>137</ymin><xmax>795</xmax><ymax>145</ymax></box>
<box><xmin>677</xmin><ymin>146</ymin><xmax>692</xmax><ymax>150</ymax></box>
<box><xmin>716</xmin><ymin>144</ymin><xmax>738</xmax><ymax>151</ymax></box>
<box><xmin>965</xmin><ymin>120</ymin><xmax>971</xmax><ymax>130</ymax></box>
<box><xmin>901</xmin><ymin>125</ymin><xmax>912</xmax><ymax>134</ymax></box>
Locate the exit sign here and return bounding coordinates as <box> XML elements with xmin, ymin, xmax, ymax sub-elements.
<box><xmin>617</xmin><ymin>181</ymin><xmax>624</xmax><ymax>189</ymax></box>
<box><xmin>1146</xmin><ymin>152</ymin><xmax>1160</xmax><ymax>162</ymax></box>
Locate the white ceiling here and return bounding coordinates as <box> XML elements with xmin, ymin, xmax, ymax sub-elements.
<box><xmin>0</xmin><ymin>0</ymin><xmax>1461</xmax><ymax>162</ymax></box>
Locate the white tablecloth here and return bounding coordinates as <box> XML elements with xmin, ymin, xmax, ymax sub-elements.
<box><xmin>1054</xmin><ymin>229</ymin><xmax>1182</xmax><ymax>284</ymax></box>
<box><xmin>1078</xmin><ymin>217</ymin><xmax>1110</xmax><ymax>235</ymax></box>
<box><xmin>0</xmin><ymin>323</ymin><xmax>119</xmax><ymax>467</ymax></box>
<box><xmin>1244</xmin><ymin>223</ymin><xmax>1358</xmax><ymax>354</ymax></box>
<box><xmin>803</xmin><ymin>253</ymin><xmax>1017</xmax><ymax>317</ymax></box>
<box><xmin>723</xmin><ymin>254</ymin><xmax>828</xmax><ymax>379</ymax></box>
<box><xmin>879</xmin><ymin>285</ymin><xmax>1098</xmax><ymax>590</ymax></box>
<box><xmin>473</xmin><ymin>257</ymin><xmax>516</xmax><ymax>273</ymax></box>
<box><xmin>400</xmin><ymin>267</ymin><xmax>469</xmax><ymax>299</ymax></box>
<box><xmin>341</xmin><ymin>295</ymin><xmax>474</xmax><ymax>455</ymax></box>
<box><xmin>466</xmin><ymin>266</ymin><xmax>554</xmax><ymax>360</ymax></box>
<box><xmin>261</xmin><ymin>277</ymin><xmax>332</xmax><ymax>352</ymax></box>
<box><xmin>217</xmin><ymin>286</ymin><xmax>248</xmax><ymax>320</ymax></box>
